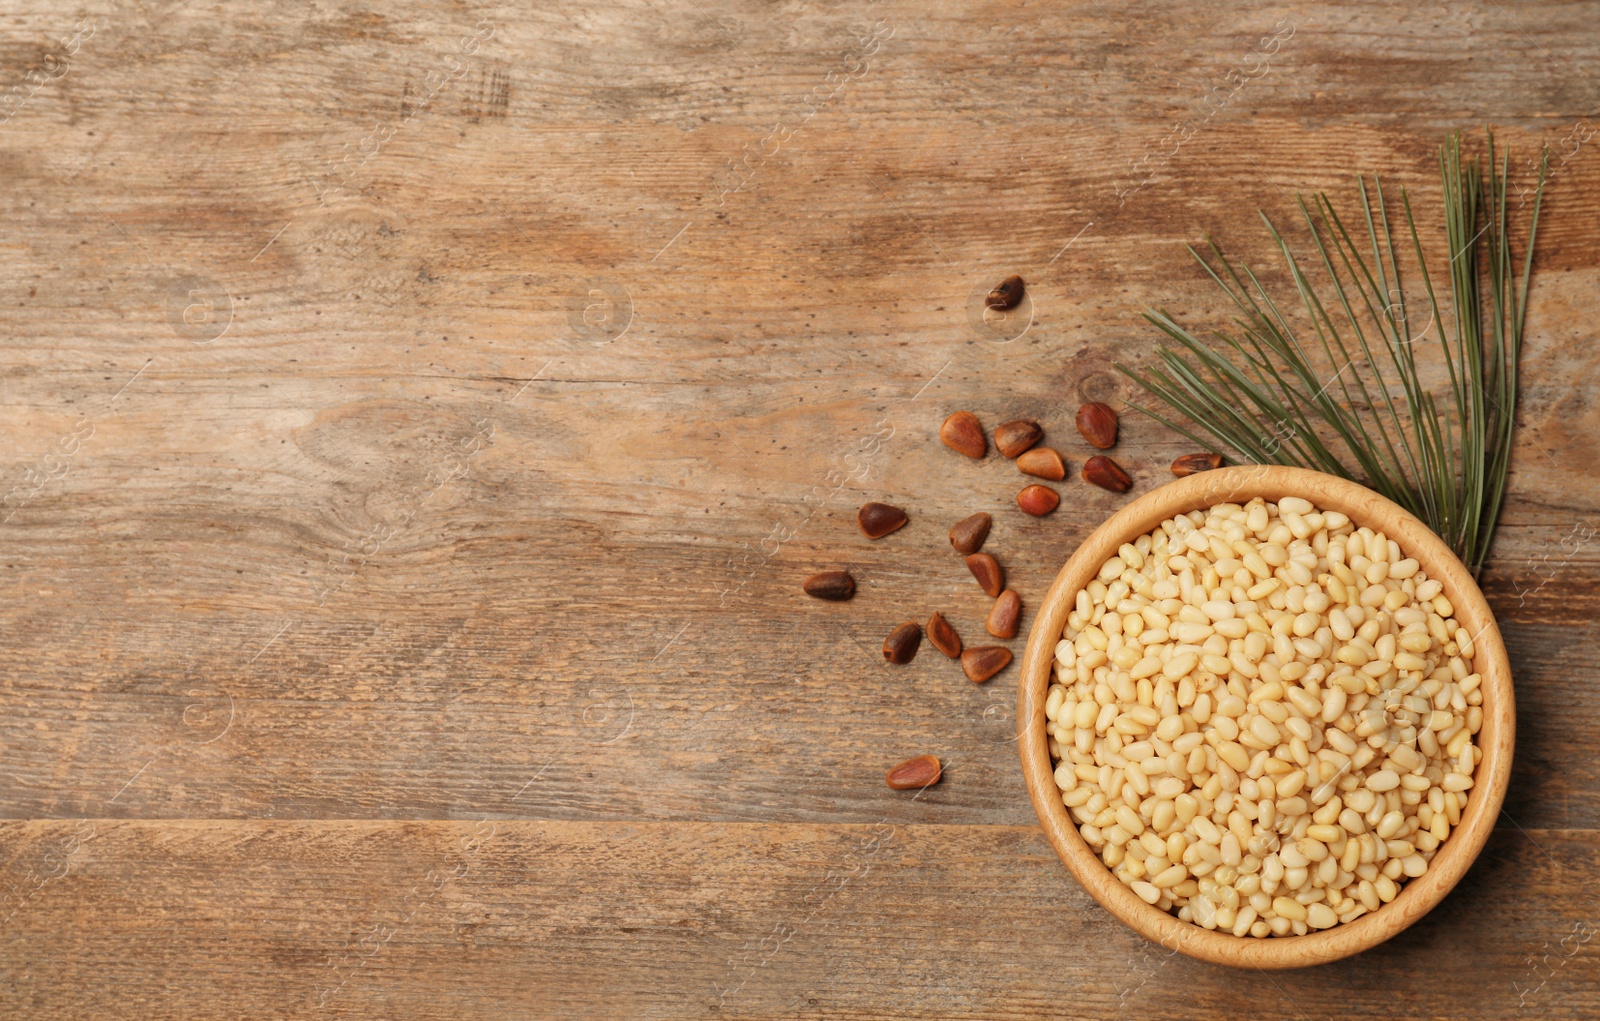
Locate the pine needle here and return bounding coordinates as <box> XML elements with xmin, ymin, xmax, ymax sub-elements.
<box><xmin>1118</xmin><ymin>132</ymin><xmax>1546</xmax><ymax>574</ymax></box>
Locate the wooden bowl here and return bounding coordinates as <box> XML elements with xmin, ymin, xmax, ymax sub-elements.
<box><xmin>1017</xmin><ymin>465</ymin><xmax>1514</xmax><ymax>968</ymax></box>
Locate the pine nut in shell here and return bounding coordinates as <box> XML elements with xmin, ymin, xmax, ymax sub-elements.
<box><xmin>1075</xmin><ymin>402</ymin><xmax>1119</xmax><ymax>449</ymax></box>
<box><xmin>966</xmin><ymin>552</ymin><xmax>1004</xmax><ymax>597</ymax></box>
<box><xmin>963</xmin><ymin>645</ymin><xmax>1012</xmax><ymax>683</ymax></box>
<box><xmin>995</xmin><ymin>419</ymin><xmax>1044</xmax><ymax>458</ymax></box>
<box><xmin>802</xmin><ymin>571</ymin><xmax>855</xmax><ymax>601</ymax></box>
<box><xmin>1017</xmin><ymin>447</ymin><xmax>1067</xmax><ymax>480</ymax></box>
<box><xmin>986</xmin><ymin>275</ymin><xmax>1024</xmax><ymax>311</ymax></box>
<box><xmin>883</xmin><ymin>621</ymin><xmax>922</xmax><ymax>664</ymax></box>
<box><xmin>926</xmin><ymin>612</ymin><xmax>963</xmax><ymax>659</ymax></box>
<box><xmin>940</xmin><ymin>411</ymin><xmax>987</xmax><ymax>459</ymax></box>
<box><xmin>1171</xmin><ymin>452</ymin><xmax>1223</xmax><ymax>477</ymax></box>
<box><xmin>949</xmin><ymin>512</ymin><xmax>992</xmax><ymax>554</ymax></box>
<box><xmin>1018</xmin><ymin>484</ymin><xmax>1061</xmax><ymax>516</ymax></box>
<box><xmin>857</xmin><ymin>502</ymin><xmax>908</xmax><ymax>539</ymax></box>
<box><xmin>987</xmin><ymin>590</ymin><xmax>1022</xmax><ymax>639</ymax></box>
<box><xmin>1082</xmin><ymin>455</ymin><xmax>1132</xmax><ymax>493</ymax></box>
<box><xmin>887</xmin><ymin>755</ymin><xmax>942</xmax><ymax>790</ymax></box>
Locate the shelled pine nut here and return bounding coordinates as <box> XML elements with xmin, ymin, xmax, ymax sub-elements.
<box><xmin>1045</xmin><ymin>497</ymin><xmax>1481</xmax><ymax>936</ymax></box>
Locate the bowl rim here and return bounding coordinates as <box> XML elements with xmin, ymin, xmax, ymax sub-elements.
<box><xmin>1016</xmin><ymin>464</ymin><xmax>1514</xmax><ymax>968</ymax></box>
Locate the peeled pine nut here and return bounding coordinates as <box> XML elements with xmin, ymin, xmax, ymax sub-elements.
<box><xmin>1046</xmin><ymin>497</ymin><xmax>1480</xmax><ymax>937</ymax></box>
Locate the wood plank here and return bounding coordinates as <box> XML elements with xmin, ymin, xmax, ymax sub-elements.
<box><xmin>2</xmin><ymin>0</ymin><xmax>1599</xmax><ymax>1015</ymax></box>
<box><xmin>0</xmin><ymin>607</ymin><xmax>1598</xmax><ymax>829</ymax></box>
<box><xmin>1</xmin><ymin>820</ymin><xmax>1596</xmax><ymax>1019</ymax></box>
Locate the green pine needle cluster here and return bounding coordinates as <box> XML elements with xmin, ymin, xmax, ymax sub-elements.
<box><xmin>1120</xmin><ymin>133</ymin><xmax>1546</xmax><ymax>574</ymax></box>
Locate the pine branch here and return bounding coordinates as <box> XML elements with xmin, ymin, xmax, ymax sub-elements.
<box><xmin>1119</xmin><ymin>132</ymin><xmax>1547</xmax><ymax>573</ymax></box>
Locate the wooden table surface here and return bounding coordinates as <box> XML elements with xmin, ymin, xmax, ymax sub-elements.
<box><xmin>3</xmin><ymin>1</ymin><xmax>1599</xmax><ymax>1017</ymax></box>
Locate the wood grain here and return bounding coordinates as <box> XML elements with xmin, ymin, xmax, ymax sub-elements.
<box><xmin>2</xmin><ymin>0</ymin><xmax>1599</xmax><ymax>1015</ymax></box>
<box><xmin>1</xmin><ymin>820</ymin><xmax>1597</xmax><ymax>1019</ymax></box>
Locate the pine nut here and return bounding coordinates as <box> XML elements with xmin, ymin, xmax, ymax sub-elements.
<box><xmin>1366</xmin><ymin>769</ymin><xmax>1401</xmax><ymax>792</ymax></box>
<box><xmin>1047</xmin><ymin>497</ymin><xmax>1481</xmax><ymax>937</ymax></box>
<box><xmin>1442</xmin><ymin>772</ymin><xmax>1473</xmax><ymax>792</ymax></box>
